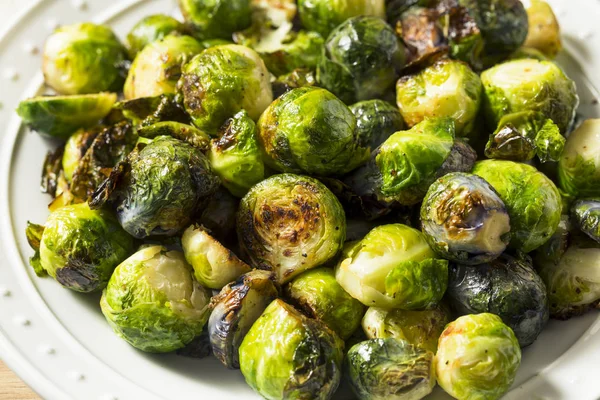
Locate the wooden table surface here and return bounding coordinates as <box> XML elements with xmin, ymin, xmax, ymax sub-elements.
<box><xmin>0</xmin><ymin>361</ymin><xmax>40</xmax><ymax>399</ymax></box>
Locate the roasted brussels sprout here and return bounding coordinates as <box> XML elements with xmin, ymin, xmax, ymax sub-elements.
<box><xmin>473</xmin><ymin>160</ymin><xmax>561</xmax><ymax>253</ymax></box>
<box><xmin>420</xmin><ymin>172</ymin><xmax>510</xmax><ymax>265</ymax></box>
<box><xmin>16</xmin><ymin>93</ymin><xmax>117</xmax><ymax>139</ymax></box>
<box><xmin>336</xmin><ymin>224</ymin><xmax>448</xmax><ymax>309</ymax></box>
<box><xmin>396</xmin><ymin>59</ymin><xmax>482</xmax><ymax>137</ymax></box>
<box><xmin>435</xmin><ymin>313</ymin><xmax>521</xmax><ymax>400</ymax></box>
<box><xmin>62</xmin><ymin>127</ymin><xmax>100</xmax><ymax>182</ymax></box>
<box><xmin>318</xmin><ymin>16</ymin><xmax>405</xmax><ymax>104</ymax></box>
<box><xmin>208</xmin><ymin>270</ymin><xmax>278</xmax><ymax>369</ymax></box>
<box><xmin>36</xmin><ymin>203</ymin><xmax>133</xmax><ymax>292</ymax></box>
<box><xmin>349</xmin><ymin>100</ymin><xmax>405</xmax><ymax>152</ymax></box>
<box><xmin>257</xmin><ymin>87</ymin><xmax>368</xmax><ymax>176</ymax></box>
<box><xmin>126</xmin><ymin>14</ymin><xmax>184</xmax><ymax>58</ymax></box>
<box><xmin>571</xmin><ymin>199</ymin><xmax>600</xmax><ymax>243</ymax></box>
<box><xmin>345</xmin><ymin>338</ymin><xmax>436</xmax><ymax>400</ymax></box>
<box><xmin>237</xmin><ymin>174</ymin><xmax>346</xmax><ymax>283</ymax></box>
<box><xmin>100</xmin><ymin>246</ymin><xmax>211</xmax><ymax>353</ymax></box>
<box><xmin>178</xmin><ymin>0</ymin><xmax>252</xmax><ymax>40</ymax></box>
<box><xmin>124</xmin><ymin>35</ymin><xmax>203</xmax><ymax>99</ymax></box>
<box><xmin>272</xmin><ymin>68</ymin><xmax>317</xmax><ymax>98</ymax></box>
<box><xmin>239</xmin><ymin>299</ymin><xmax>344</xmax><ymax>400</ymax></box>
<box><xmin>286</xmin><ymin>267</ymin><xmax>365</xmax><ymax>339</ymax></box>
<box><xmin>178</xmin><ymin>45</ymin><xmax>273</xmax><ymax>134</ymax></box>
<box><xmin>42</xmin><ymin>23</ymin><xmax>127</xmax><ymax>95</ymax></box>
<box><xmin>137</xmin><ymin>121</ymin><xmax>211</xmax><ymax>151</ymax></box>
<box><xmin>523</xmin><ymin>0</ymin><xmax>562</xmax><ymax>58</ymax></box>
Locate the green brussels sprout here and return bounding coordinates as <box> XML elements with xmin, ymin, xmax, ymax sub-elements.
<box><xmin>257</xmin><ymin>87</ymin><xmax>368</xmax><ymax>176</ymax></box>
<box><xmin>37</xmin><ymin>203</ymin><xmax>133</xmax><ymax>292</ymax></box>
<box><xmin>208</xmin><ymin>270</ymin><xmax>278</xmax><ymax>368</ymax></box>
<box><xmin>523</xmin><ymin>0</ymin><xmax>562</xmax><ymax>58</ymax></box>
<box><xmin>181</xmin><ymin>224</ymin><xmax>251</xmax><ymax>289</ymax></box>
<box><xmin>272</xmin><ymin>68</ymin><xmax>317</xmax><ymax>98</ymax></box>
<box><xmin>317</xmin><ymin>16</ymin><xmax>405</xmax><ymax>104</ymax></box>
<box><xmin>297</xmin><ymin>0</ymin><xmax>385</xmax><ymax>38</ymax></box>
<box><xmin>126</xmin><ymin>14</ymin><xmax>184</xmax><ymax>58</ymax></box>
<box><xmin>239</xmin><ymin>299</ymin><xmax>344</xmax><ymax>400</ymax></box>
<box><xmin>435</xmin><ymin>313</ymin><xmax>521</xmax><ymax>400</ymax></box>
<box><xmin>62</xmin><ymin>127</ymin><xmax>100</xmax><ymax>182</ymax></box>
<box><xmin>420</xmin><ymin>172</ymin><xmax>511</xmax><ymax>265</ymax></box>
<box><xmin>558</xmin><ymin>119</ymin><xmax>600</xmax><ymax>198</ymax></box>
<box><xmin>178</xmin><ymin>44</ymin><xmax>273</xmax><ymax>134</ymax></box>
<box><xmin>42</xmin><ymin>23</ymin><xmax>127</xmax><ymax>95</ymax></box>
<box><xmin>100</xmin><ymin>245</ymin><xmax>211</xmax><ymax>353</ymax></box>
<box><xmin>361</xmin><ymin>305</ymin><xmax>451</xmax><ymax>353</ymax></box>
<box><xmin>345</xmin><ymin>338</ymin><xmax>436</xmax><ymax>400</ymax></box>
<box><xmin>473</xmin><ymin>160</ymin><xmax>561</xmax><ymax>253</ymax></box>
<box><xmin>137</xmin><ymin>121</ymin><xmax>211</xmax><ymax>151</ymax></box>
<box><xmin>16</xmin><ymin>93</ymin><xmax>117</xmax><ymax>139</ymax></box>
<box><xmin>237</xmin><ymin>174</ymin><xmax>346</xmax><ymax>283</ymax></box>
<box><xmin>349</xmin><ymin>100</ymin><xmax>405</xmax><ymax>152</ymax></box>
<box><xmin>124</xmin><ymin>35</ymin><xmax>203</xmax><ymax>100</ymax></box>
<box><xmin>178</xmin><ymin>0</ymin><xmax>252</xmax><ymax>40</ymax></box>
<box><xmin>571</xmin><ymin>199</ymin><xmax>600</xmax><ymax>243</ymax></box>
<box><xmin>396</xmin><ymin>59</ymin><xmax>482</xmax><ymax>137</ymax></box>
<box><xmin>208</xmin><ymin>110</ymin><xmax>265</xmax><ymax>197</ymax></box>
<box><xmin>335</xmin><ymin>224</ymin><xmax>448</xmax><ymax>309</ymax></box>
<box><xmin>285</xmin><ymin>267</ymin><xmax>365</xmax><ymax>339</ymax></box>
<box><xmin>447</xmin><ymin>254</ymin><xmax>549</xmax><ymax>347</ymax></box>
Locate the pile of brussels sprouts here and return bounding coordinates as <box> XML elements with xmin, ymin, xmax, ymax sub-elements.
<box><xmin>17</xmin><ymin>0</ymin><xmax>600</xmax><ymax>399</ymax></box>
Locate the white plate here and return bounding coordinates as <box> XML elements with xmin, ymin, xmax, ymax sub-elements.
<box><xmin>1</xmin><ymin>1</ymin><xmax>600</xmax><ymax>399</ymax></box>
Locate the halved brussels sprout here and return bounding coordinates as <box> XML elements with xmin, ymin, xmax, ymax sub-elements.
<box><xmin>62</xmin><ymin>127</ymin><xmax>101</xmax><ymax>182</ymax></box>
<box><xmin>100</xmin><ymin>246</ymin><xmax>211</xmax><ymax>353</ymax></box>
<box><xmin>208</xmin><ymin>270</ymin><xmax>278</xmax><ymax>368</ymax></box>
<box><xmin>345</xmin><ymin>338</ymin><xmax>436</xmax><ymax>400</ymax></box>
<box><xmin>16</xmin><ymin>93</ymin><xmax>117</xmax><ymax>139</ymax></box>
<box><xmin>137</xmin><ymin>121</ymin><xmax>211</xmax><ymax>151</ymax></box>
<box><xmin>285</xmin><ymin>267</ymin><xmax>365</xmax><ymax>339</ymax></box>
<box><xmin>349</xmin><ymin>100</ymin><xmax>405</xmax><ymax>152</ymax></box>
<box><xmin>336</xmin><ymin>224</ymin><xmax>448</xmax><ymax>309</ymax></box>
<box><xmin>178</xmin><ymin>0</ymin><xmax>252</xmax><ymax>40</ymax></box>
<box><xmin>126</xmin><ymin>14</ymin><xmax>184</xmax><ymax>58</ymax></box>
<box><xmin>124</xmin><ymin>35</ymin><xmax>203</xmax><ymax>99</ymax></box>
<box><xmin>523</xmin><ymin>0</ymin><xmax>562</xmax><ymax>58</ymax></box>
<box><xmin>473</xmin><ymin>160</ymin><xmax>561</xmax><ymax>253</ymax></box>
<box><xmin>272</xmin><ymin>68</ymin><xmax>317</xmax><ymax>98</ymax></box>
<box><xmin>36</xmin><ymin>203</ymin><xmax>133</xmax><ymax>292</ymax></box>
<box><xmin>237</xmin><ymin>174</ymin><xmax>346</xmax><ymax>283</ymax></box>
<box><xmin>571</xmin><ymin>199</ymin><xmax>600</xmax><ymax>243</ymax></box>
<box><xmin>420</xmin><ymin>172</ymin><xmax>510</xmax><ymax>265</ymax></box>
<box><xmin>318</xmin><ymin>16</ymin><xmax>405</xmax><ymax>104</ymax></box>
<box><xmin>435</xmin><ymin>313</ymin><xmax>521</xmax><ymax>400</ymax></box>
<box><xmin>42</xmin><ymin>23</ymin><xmax>127</xmax><ymax>95</ymax></box>
<box><xmin>239</xmin><ymin>299</ymin><xmax>344</xmax><ymax>400</ymax></box>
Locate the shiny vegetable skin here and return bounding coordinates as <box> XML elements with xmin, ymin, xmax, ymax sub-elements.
<box><xmin>126</xmin><ymin>14</ymin><xmax>184</xmax><ymax>58</ymax></box>
<box><xmin>349</xmin><ymin>100</ymin><xmax>405</xmax><ymax>152</ymax></box>
<box><xmin>571</xmin><ymin>199</ymin><xmax>600</xmax><ymax>243</ymax></box>
<box><xmin>178</xmin><ymin>0</ymin><xmax>252</xmax><ymax>40</ymax></box>
<box><xmin>62</xmin><ymin>128</ymin><xmax>100</xmax><ymax>182</ymax></box>
<box><xmin>523</xmin><ymin>0</ymin><xmax>562</xmax><ymax>58</ymax></box>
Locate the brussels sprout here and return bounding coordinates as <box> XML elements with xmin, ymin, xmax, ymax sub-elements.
<box><xmin>239</xmin><ymin>299</ymin><xmax>344</xmax><ymax>400</ymax></box>
<box><xmin>181</xmin><ymin>224</ymin><xmax>251</xmax><ymax>289</ymax></box>
<box><xmin>336</xmin><ymin>224</ymin><xmax>448</xmax><ymax>309</ymax></box>
<box><xmin>115</xmin><ymin>94</ymin><xmax>190</xmax><ymax>130</ymax></box>
<box><xmin>237</xmin><ymin>174</ymin><xmax>346</xmax><ymax>283</ymax></box>
<box><xmin>257</xmin><ymin>87</ymin><xmax>368</xmax><ymax>176</ymax></box>
<box><xmin>90</xmin><ymin>136</ymin><xmax>220</xmax><ymax>238</ymax></box>
<box><xmin>420</xmin><ymin>172</ymin><xmax>510</xmax><ymax>265</ymax></box>
<box><xmin>396</xmin><ymin>59</ymin><xmax>482</xmax><ymax>137</ymax></box>
<box><xmin>62</xmin><ymin>127</ymin><xmax>101</xmax><ymax>182</ymax></box>
<box><xmin>473</xmin><ymin>160</ymin><xmax>561</xmax><ymax>253</ymax></box>
<box><xmin>523</xmin><ymin>0</ymin><xmax>562</xmax><ymax>58</ymax></box>
<box><xmin>42</xmin><ymin>23</ymin><xmax>127</xmax><ymax>95</ymax></box>
<box><xmin>126</xmin><ymin>14</ymin><xmax>184</xmax><ymax>58</ymax></box>
<box><xmin>285</xmin><ymin>268</ymin><xmax>365</xmax><ymax>339</ymax></box>
<box><xmin>100</xmin><ymin>245</ymin><xmax>211</xmax><ymax>352</ymax></box>
<box><xmin>208</xmin><ymin>111</ymin><xmax>265</xmax><ymax>197</ymax></box>
<box><xmin>124</xmin><ymin>35</ymin><xmax>203</xmax><ymax>100</ymax></box>
<box><xmin>36</xmin><ymin>203</ymin><xmax>133</xmax><ymax>292</ymax></box>
<box><xmin>137</xmin><ymin>121</ymin><xmax>211</xmax><ymax>151</ymax></box>
<box><xmin>435</xmin><ymin>313</ymin><xmax>521</xmax><ymax>400</ymax></box>
<box><xmin>208</xmin><ymin>270</ymin><xmax>278</xmax><ymax>368</ymax></box>
<box><xmin>361</xmin><ymin>305</ymin><xmax>450</xmax><ymax>353</ymax></box>
<box><xmin>16</xmin><ymin>93</ymin><xmax>117</xmax><ymax>139</ymax></box>
<box><xmin>178</xmin><ymin>0</ymin><xmax>251</xmax><ymax>40</ymax></box>
<box><xmin>178</xmin><ymin>44</ymin><xmax>273</xmax><ymax>134</ymax></box>
<box><xmin>317</xmin><ymin>16</ymin><xmax>405</xmax><ymax>104</ymax></box>
<box><xmin>345</xmin><ymin>338</ymin><xmax>436</xmax><ymax>400</ymax></box>
<box><xmin>572</xmin><ymin>199</ymin><xmax>600</xmax><ymax>243</ymax></box>
<box><xmin>349</xmin><ymin>100</ymin><xmax>405</xmax><ymax>152</ymax></box>
<box><xmin>272</xmin><ymin>68</ymin><xmax>317</xmax><ymax>98</ymax></box>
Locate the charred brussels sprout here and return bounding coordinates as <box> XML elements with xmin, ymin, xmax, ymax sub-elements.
<box><xmin>345</xmin><ymin>338</ymin><xmax>436</xmax><ymax>400</ymax></box>
<box><xmin>318</xmin><ymin>16</ymin><xmax>404</xmax><ymax>104</ymax></box>
<box><xmin>178</xmin><ymin>0</ymin><xmax>251</xmax><ymax>40</ymax></box>
<box><xmin>239</xmin><ymin>299</ymin><xmax>344</xmax><ymax>400</ymax></box>
<box><xmin>37</xmin><ymin>203</ymin><xmax>133</xmax><ymax>293</ymax></box>
<box><xmin>572</xmin><ymin>199</ymin><xmax>600</xmax><ymax>243</ymax></box>
<box><xmin>100</xmin><ymin>246</ymin><xmax>211</xmax><ymax>352</ymax></box>
<box><xmin>420</xmin><ymin>172</ymin><xmax>511</xmax><ymax>265</ymax></box>
<box><xmin>126</xmin><ymin>14</ymin><xmax>184</xmax><ymax>58</ymax></box>
<box><xmin>42</xmin><ymin>23</ymin><xmax>127</xmax><ymax>95</ymax></box>
<box><xmin>435</xmin><ymin>313</ymin><xmax>521</xmax><ymax>400</ymax></box>
<box><xmin>178</xmin><ymin>45</ymin><xmax>273</xmax><ymax>134</ymax></box>
<box><xmin>62</xmin><ymin>128</ymin><xmax>100</xmax><ymax>182</ymax></box>
<box><xmin>396</xmin><ymin>59</ymin><xmax>482</xmax><ymax>137</ymax></box>
<box><xmin>523</xmin><ymin>0</ymin><xmax>562</xmax><ymax>58</ymax></box>
<box><xmin>473</xmin><ymin>160</ymin><xmax>561</xmax><ymax>253</ymax></box>
<box><xmin>335</xmin><ymin>224</ymin><xmax>448</xmax><ymax>309</ymax></box>
<box><xmin>286</xmin><ymin>268</ymin><xmax>365</xmax><ymax>339</ymax></box>
<box><xmin>257</xmin><ymin>87</ymin><xmax>367</xmax><ymax>176</ymax></box>
<box><xmin>237</xmin><ymin>174</ymin><xmax>346</xmax><ymax>283</ymax></box>
<box><xmin>349</xmin><ymin>100</ymin><xmax>405</xmax><ymax>152</ymax></box>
